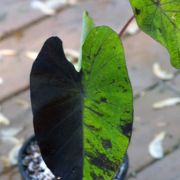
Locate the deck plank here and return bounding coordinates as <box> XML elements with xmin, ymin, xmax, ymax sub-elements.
<box><xmin>0</xmin><ymin>0</ymin><xmax>68</xmax><ymax>40</ymax></box>
<box><xmin>127</xmin><ymin>78</ymin><xmax>180</xmax><ymax>175</ymax></box>
<box><xmin>128</xmin><ymin>148</ymin><xmax>180</xmax><ymax>180</ymax></box>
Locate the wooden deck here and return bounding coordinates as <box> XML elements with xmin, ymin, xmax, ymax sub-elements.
<box><xmin>0</xmin><ymin>0</ymin><xmax>180</xmax><ymax>179</ymax></box>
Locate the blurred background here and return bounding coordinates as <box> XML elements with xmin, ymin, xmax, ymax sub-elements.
<box><xmin>0</xmin><ymin>0</ymin><xmax>180</xmax><ymax>179</ymax></box>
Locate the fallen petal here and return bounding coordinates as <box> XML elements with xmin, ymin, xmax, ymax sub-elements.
<box><xmin>149</xmin><ymin>131</ymin><xmax>166</xmax><ymax>159</ymax></box>
<box><xmin>25</xmin><ymin>51</ymin><xmax>38</xmax><ymax>60</ymax></box>
<box><xmin>1</xmin><ymin>143</ymin><xmax>23</xmax><ymax>167</ymax></box>
<box><xmin>0</xmin><ymin>127</ymin><xmax>22</xmax><ymax>137</ymax></box>
<box><xmin>46</xmin><ymin>0</ymin><xmax>67</xmax><ymax>8</ymax></box>
<box><xmin>153</xmin><ymin>97</ymin><xmax>180</xmax><ymax>109</ymax></box>
<box><xmin>64</xmin><ymin>49</ymin><xmax>79</xmax><ymax>64</ymax></box>
<box><xmin>0</xmin><ymin>136</ymin><xmax>22</xmax><ymax>145</ymax></box>
<box><xmin>0</xmin><ymin>49</ymin><xmax>17</xmax><ymax>56</ymax></box>
<box><xmin>9</xmin><ymin>143</ymin><xmax>23</xmax><ymax>165</ymax></box>
<box><xmin>153</xmin><ymin>62</ymin><xmax>174</xmax><ymax>80</ymax></box>
<box><xmin>31</xmin><ymin>0</ymin><xmax>56</xmax><ymax>15</ymax></box>
<box><xmin>65</xmin><ymin>49</ymin><xmax>79</xmax><ymax>58</ymax></box>
<box><xmin>0</xmin><ymin>113</ymin><xmax>10</xmax><ymax>125</ymax></box>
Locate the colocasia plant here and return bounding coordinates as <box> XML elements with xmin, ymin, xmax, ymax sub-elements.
<box><xmin>30</xmin><ymin>1</ymin><xmax>180</xmax><ymax>179</ymax></box>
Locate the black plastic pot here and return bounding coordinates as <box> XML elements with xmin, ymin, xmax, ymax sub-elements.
<box><xmin>18</xmin><ymin>135</ymin><xmax>129</xmax><ymax>180</ymax></box>
<box><xmin>114</xmin><ymin>155</ymin><xmax>129</xmax><ymax>180</ymax></box>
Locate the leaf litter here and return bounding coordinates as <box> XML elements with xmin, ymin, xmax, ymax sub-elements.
<box><xmin>0</xmin><ymin>113</ymin><xmax>10</xmax><ymax>125</ymax></box>
<box><xmin>153</xmin><ymin>97</ymin><xmax>180</xmax><ymax>109</ymax></box>
<box><xmin>0</xmin><ymin>127</ymin><xmax>22</xmax><ymax>137</ymax></box>
<box><xmin>25</xmin><ymin>51</ymin><xmax>38</xmax><ymax>60</ymax></box>
<box><xmin>1</xmin><ymin>143</ymin><xmax>23</xmax><ymax>167</ymax></box>
<box><xmin>153</xmin><ymin>62</ymin><xmax>174</xmax><ymax>80</ymax></box>
<box><xmin>0</xmin><ymin>49</ymin><xmax>17</xmax><ymax>56</ymax></box>
<box><xmin>64</xmin><ymin>49</ymin><xmax>79</xmax><ymax>64</ymax></box>
<box><xmin>1</xmin><ymin>136</ymin><xmax>22</xmax><ymax>145</ymax></box>
<box><xmin>0</xmin><ymin>126</ymin><xmax>23</xmax><ymax>146</ymax></box>
<box><xmin>149</xmin><ymin>131</ymin><xmax>166</xmax><ymax>159</ymax></box>
<box><xmin>0</xmin><ymin>49</ymin><xmax>17</xmax><ymax>62</ymax></box>
<box><xmin>31</xmin><ymin>0</ymin><xmax>80</xmax><ymax>15</ymax></box>
<box><xmin>31</xmin><ymin>0</ymin><xmax>56</xmax><ymax>15</ymax></box>
<box><xmin>31</xmin><ymin>0</ymin><xmax>67</xmax><ymax>15</ymax></box>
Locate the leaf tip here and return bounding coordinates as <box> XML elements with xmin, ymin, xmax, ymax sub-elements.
<box><xmin>83</xmin><ymin>10</ymin><xmax>89</xmax><ymax>17</ymax></box>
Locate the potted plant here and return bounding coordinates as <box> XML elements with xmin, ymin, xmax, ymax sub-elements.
<box><xmin>18</xmin><ymin>0</ymin><xmax>180</xmax><ymax>179</ymax></box>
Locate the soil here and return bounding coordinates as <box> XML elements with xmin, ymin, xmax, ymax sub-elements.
<box><xmin>22</xmin><ymin>140</ymin><xmax>55</xmax><ymax>180</ymax></box>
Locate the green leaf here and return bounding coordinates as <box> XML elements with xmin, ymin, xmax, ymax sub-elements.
<box><xmin>77</xmin><ymin>11</ymin><xmax>95</xmax><ymax>72</ymax></box>
<box><xmin>129</xmin><ymin>0</ymin><xmax>180</xmax><ymax>69</ymax></box>
<box><xmin>82</xmin><ymin>26</ymin><xmax>133</xmax><ymax>179</ymax></box>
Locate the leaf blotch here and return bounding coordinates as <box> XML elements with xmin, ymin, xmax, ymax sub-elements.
<box><xmin>85</xmin><ymin>106</ymin><xmax>104</xmax><ymax>117</ymax></box>
<box><xmin>135</xmin><ymin>8</ymin><xmax>141</xmax><ymax>15</ymax></box>
<box><xmin>158</xmin><ymin>28</ymin><xmax>162</xmax><ymax>34</ymax></box>
<box><xmin>85</xmin><ymin>124</ymin><xmax>101</xmax><ymax>132</ymax></box>
<box><xmin>100</xmin><ymin>97</ymin><xmax>107</xmax><ymax>103</ymax></box>
<box><xmin>88</xmin><ymin>152</ymin><xmax>116</xmax><ymax>171</ymax></box>
<box><xmin>121</xmin><ymin>123</ymin><xmax>132</xmax><ymax>138</ymax></box>
<box><xmin>90</xmin><ymin>172</ymin><xmax>104</xmax><ymax>180</ymax></box>
<box><xmin>102</xmin><ymin>139</ymin><xmax>112</xmax><ymax>149</ymax></box>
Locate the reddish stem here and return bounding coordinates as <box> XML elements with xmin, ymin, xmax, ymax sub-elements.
<box><xmin>119</xmin><ymin>15</ymin><xmax>135</xmax><ymax>37</ymax></box>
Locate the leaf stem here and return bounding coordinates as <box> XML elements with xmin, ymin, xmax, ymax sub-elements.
<box><xmin>119</xmin><ymin>15</ymin><xmax>135</xmax><ymax>37</ymax></box>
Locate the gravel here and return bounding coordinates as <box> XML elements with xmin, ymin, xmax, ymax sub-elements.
<box><xmin>22</xmin><ymin>141</ymin><xmax>55</xmax><ymax>180</ymax></box>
